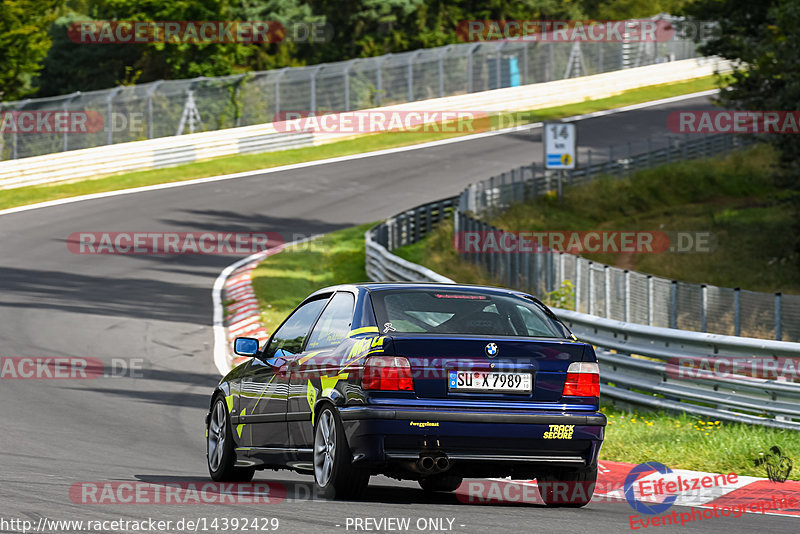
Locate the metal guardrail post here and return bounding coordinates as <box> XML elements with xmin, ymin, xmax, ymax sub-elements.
<box><xmin>775</xmin><ymin>292</ymin><xmax>782</xmax><ymax>341</ymax></box>
<box><xmin>647</xmin><ymin>275</ymin><xmax>654</xmax><ymax>326</ymax></box>
<box><xmin>670</xmin><ymin>280</ymin><xmax>678</xmax><ymax>328</ymax></box>
<box><xmin>624</xmin><ymin>270</ymin><xmax>631</xmax><ymax>322</ymax></box>
<box><xmin>701</xmin><ymin>284</ymin><xmax>708</xmax><ymax>332</ymax></box>
<box><xmin>734</xmin><ymin>287</ymin><xmax>741</xmax><ymax>336</ymax></box>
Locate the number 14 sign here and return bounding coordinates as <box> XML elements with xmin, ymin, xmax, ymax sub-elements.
<box><xmin>544</xmin><ymin>122</ymin><xmax>577</xmax><ymax>170</ymax></box>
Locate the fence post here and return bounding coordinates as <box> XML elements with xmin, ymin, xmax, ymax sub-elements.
<box><xmin>344</xmin><ymin>60</ymin><xmax>356</xmax><ymax>111</ymax></box>
<box><xmin>575</xmin><ymin>259</ymin><xmax>581</xmax><ymax>311</ymax></box>
<box><xmin>145</xmin><ymin>81</ymin><xmax>163</xmax><ymax>139</ymax></box>
<box><xmin>587</xmin><ymin>149</ymin><xmax>592</xmax><ymax>181</ymax></box>
<box><xmin>309</xmin><ymin>66</ymin><xmax>322</xmax><ymax>113</ymax></box>
<box><xmin>375</xmin><ymin>55</ymin><xmax>390</xmax><ymax>106</ymax></box>
<box><xmin>438</xmin><ymin>46</ymin><xmax>450</xmax><ymax>97</ymax></box>
<box><xmin>495</xmin><ymin>42</ymin><xmax>506</xmax><ymax>89</ymax></box>
<box><xmin>408</xmin><ymin>50</ymin><xmax>422</xmax><ymax>102</ymax></box>
<box><xmin>274</xmin><ymin>68</ymin><xmax>289</xmax><ymax>114</ymax></box>
<box><xmin>466</xmin><ymin>43</ymin><xmax>480</xmax><ymax>92</ymax></box>
<box><xmin>647</xmin><ymin>275</ymin><xmax>654</xmax><ymax>326</ymax></box>
<box><xmin>670</xmin><ymin>280</ymin><xmax>678</xmax><ymax>328</ymax></box>
<box><xmin>604</xmin><ymin>265</ymin><xmax>611</xmax><ymax>318</ymax></box>
<box><xmin>775</xmin><ymin>292</ymin><xmax>782</xmax><ymax>341</ymax></box>
<box><xmin>734</xmin><ymin>287</ymin><xmax>741</xmax><ymax>336</ymax></box>
<box><xmin>701</xmin><ymin>284</ymin><xmax>708</xmax><ymax>332</ymax></box>
<box><xmin>63</xmin><ymin>92</ymin><xmax>81</xmax><ymax>152</ymax></box>
<box><xmin>624</xmin><ymin>270</ymin><xmax>630</xmax><ymax>322</ymax></box>
<box><xmin>105</xmin><ymin>86</ymin><xmax>123</xmax><ymax>145</ymax></box>
<box><xmin>588</xmin><ymin>263</ymin><xmax>594</xmax><ymax>315</ymax></box>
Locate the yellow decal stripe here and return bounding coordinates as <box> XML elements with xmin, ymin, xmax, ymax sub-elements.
<box><xmin>348</xmin><ymin>326</ymin><xmax>379</xmax><ymax>337</ymax></box>
<box><xmin>237</xmin><ymin>408</ymin><xmax>247</xmax><ymax>438</ymax></box>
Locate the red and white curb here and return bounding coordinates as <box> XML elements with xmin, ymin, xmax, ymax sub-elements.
<box><xmin>222</xmin><ymin>262</ymin><xmax>271</xmax><ymax>369</ymax></box>
<box><xmin>212</xmin><ymin>236</ymin><xmax>318</xmax><ymax>375</ymax></box>
<box><xmin>459</xmin><ymin>460</ymin><xmax>800</xmax><ymax>517</ymax></box>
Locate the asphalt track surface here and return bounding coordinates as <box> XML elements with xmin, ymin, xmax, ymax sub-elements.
<box><xmin>0</xmin><ymin>94</ymin><xmax>795</xmax><ymax>534</ymax></box>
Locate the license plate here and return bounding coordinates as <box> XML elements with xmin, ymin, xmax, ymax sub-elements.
<box><xmin>448</xmin><ymin>370</ymin><xmax>532</xmax><ymax>393</ymax></box>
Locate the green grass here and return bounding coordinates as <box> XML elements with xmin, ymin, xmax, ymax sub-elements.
<box><xmin>600</xmin><ymin>403</ymin><xmax>800</xmax><ymax>479</ymax></box>
<box><xmin>396</xmin><ymin>144</ymin><xmax>800</xmax><ymax>295</ymax></box>
<box><xmin>249</xmin><ymin>223</ymin><xmax>372</xmax><ymax>331</ymax></box>
<box><xmin>0</xmin><ymin>75</ymin><xmax>721</xmax><ymax>212</ymax></box>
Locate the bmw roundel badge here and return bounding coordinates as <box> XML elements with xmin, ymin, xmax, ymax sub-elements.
<box><xmin>485</xmin><ymin>343</ymin><xmax>498</xmax><ymax>358</ymax></box>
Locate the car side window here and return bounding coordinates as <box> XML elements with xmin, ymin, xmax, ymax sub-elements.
<box><xmin>306</xmin><ymin>292</ymin><xmax>355</xmax><ymax>350</ymax></box>
<box><xmin>264</xmin><ymin>297</ymin><xmax>328</xmax><ymax>358</ymax></box>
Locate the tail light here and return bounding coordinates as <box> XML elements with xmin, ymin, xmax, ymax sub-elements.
<box><xmin>563</xmin><ymin>362</ymin><xmax>600</xmax><ymax>397</ymax></box>
<box><xmin>362</xmin><ymin>356</ymin><xmax>414</xmax><ymax>391</ymax></box>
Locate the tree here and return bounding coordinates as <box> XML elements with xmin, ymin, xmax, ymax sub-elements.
<box><xmin>0</xmin><ymin>0</ymin><xmax>62</xmax><ymax>101</ymax></box>
<box><xmin>687</xmin><ymin>0</ymin><xmax>800</xmax><ymax>266</ymax></box>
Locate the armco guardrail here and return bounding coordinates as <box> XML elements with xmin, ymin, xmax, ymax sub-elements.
<box><xmin>365</xmin><ymin>153</ymin><xmax>800</xmax><ymax>430</ymax></box>
<box><xmin>0</xmin><ymin>56</ymin><xmax>731</xmax><ymax>190</ymax></box>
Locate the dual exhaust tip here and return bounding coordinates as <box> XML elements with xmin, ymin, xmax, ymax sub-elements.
<box><xmin>417</xmin><ymin>454</ymin><xmax>450</xmax><ymax>474</ymax></box>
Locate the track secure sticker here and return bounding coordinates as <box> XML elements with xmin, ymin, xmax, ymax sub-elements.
<box><xmin>543</xmin><ymin>424</ymin><xmax>574</xmax><ymax>439</ymax></box>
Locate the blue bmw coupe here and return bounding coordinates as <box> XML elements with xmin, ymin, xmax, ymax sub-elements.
<box><xmin>206</xmin><ymin>283</ymin><xmax>605</xmax><ymax>505</ymax></box>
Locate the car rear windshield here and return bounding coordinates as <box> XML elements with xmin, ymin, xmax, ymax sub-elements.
<box><xmin>369</xmin><ymin>289</ymin><xmax>569</xmax><ymax>338</ymax></box>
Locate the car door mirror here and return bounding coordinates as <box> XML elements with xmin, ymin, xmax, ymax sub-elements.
<box><xmin>233</xmin><ymin>337</ymin><xmax>259</xmax><ymax>357</ymax></box>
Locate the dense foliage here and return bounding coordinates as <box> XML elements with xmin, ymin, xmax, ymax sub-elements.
<box><xmin>1</xmin><ymin>0</ymin><xmax>689</xmax><ymax>99</ymax></box>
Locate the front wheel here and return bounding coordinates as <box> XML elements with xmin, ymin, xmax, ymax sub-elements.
<box><xmin>313</xmin><ymin>406</ymin><xmax>369</xmax><ymax>499</ymax></box>
<box><xmin>207</xmin><ymin>397</ymin><xmax>255</xmax><ymax>482</ymax></box>
<box><xmin>537</xmin><ymin>464</ymin><xmax>597</xmax><ymax>507</ymax></box>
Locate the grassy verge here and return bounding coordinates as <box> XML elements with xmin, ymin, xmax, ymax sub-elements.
<box><xmin>247</xmin><ymin>221</ymin><xmax>799</xmax><ymax>478</ymax></box>
<box><xmin>249</xmin><ymin>223</ymin><xmax>373</xmax><ymax>331</ymax></box>
<box><xmin>0</xmin><ymin>75</ymin><xmax>721</xmax><ymax>211</ymax></box>
<box><xmin>395</xmin><ymin>144</ymin><xmax>800</xmax><ymax>295</ymax></box>
<box><xmin>600</xmin><ymin>403</ymin><xmax>800</xmax><ymax>479</ymax></box>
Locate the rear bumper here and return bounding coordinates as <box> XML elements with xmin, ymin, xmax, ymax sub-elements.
<box><xmin>339</xmin><ymin>406</ymin><xmax>605</xmax><ymax>476</ymax></box>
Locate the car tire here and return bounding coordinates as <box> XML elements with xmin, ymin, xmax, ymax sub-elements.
<box><xmin>207</xmin><ymin>396</ymin><xmax>255</xmax><ymax>482</ymax></box>
<box><xmin>419</xmin><ymin>475</ymin><xmax>463</xmax><ymax>493</ymax></box>
<box><xmin>313</xmin><ymin>406</ymin><xmax>369</xmax><ymax>499</ymax></box>
<box><xmin>537</xmin><ymin>464</ymin><xmax>597</xmax><ymax>507</ymax></box>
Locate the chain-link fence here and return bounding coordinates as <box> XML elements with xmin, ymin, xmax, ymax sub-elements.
<box><xmin>0</xmin><ymin>16</ymin><xmax>701</xmax><ymax>161</ymax></box>
<box><xmin>449</xmin><ymin>134</ymin><xmax>797</xmax><ymax>341</ymax></box>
